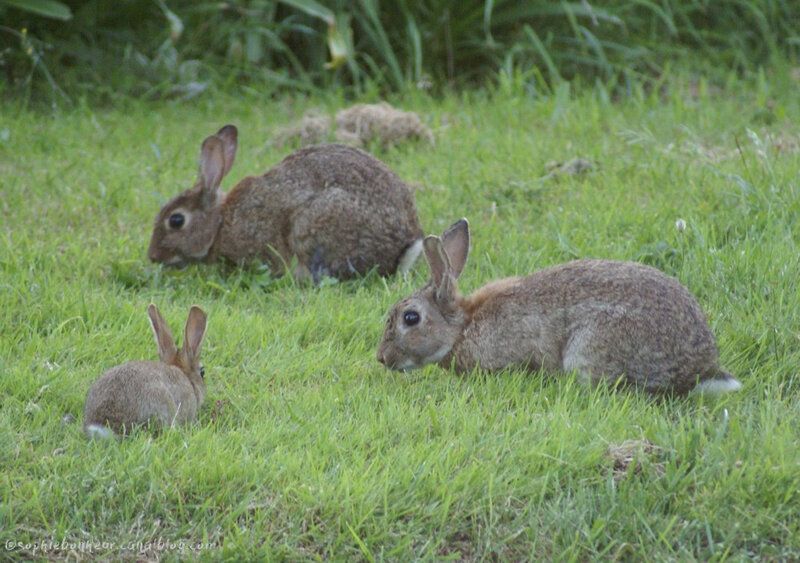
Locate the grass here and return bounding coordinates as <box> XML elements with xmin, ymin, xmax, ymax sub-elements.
<box><xmin>6</xmin><ymin>0</ymin><xmax>800</xmax><ymax>104</ymax></box>
<box><xmin>1</xmin><ymin>68</ymin><xmax>800</xmax><ymax>560</ymax></box>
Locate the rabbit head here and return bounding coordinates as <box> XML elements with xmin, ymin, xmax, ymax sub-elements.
<box><xmin>148</xmin><ymin>303</ymin><xmax>208</xmax><ymax>396</ymax></box>
<box><xmin>148</xmin><ymin>125</ymin><xmax>238</xmax><ymax>267</ymax></box>
<box><xmin>377</xmin><ymin>219</ymin><xmax>471</xmax><ymax>371</ymax></box>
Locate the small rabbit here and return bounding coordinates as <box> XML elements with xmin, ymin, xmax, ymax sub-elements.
<box><xmin>377</xmin><ymin>219</ymin><xmax>742</xmax><ymax>395</ymax></box>
<box><xmin>83</xmin><ymin>304</ymin><xmax>208</xmax><ymax>438</ymax></box>
<box><xmin>147</xmin><ymin>125</ymin><xmax>424</xmax><ymax>283</ymax></box>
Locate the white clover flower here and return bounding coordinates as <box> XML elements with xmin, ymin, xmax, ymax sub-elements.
<box><xmin>675</xmin><ymin>218</ymin><xmax>686</xmax><ymax>233</ymax></box>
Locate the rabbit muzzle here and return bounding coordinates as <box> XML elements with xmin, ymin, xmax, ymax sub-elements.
<box><xmin>376</xmin><ymin>343</ymin><xmax>414</xmax><ymax>372</ymax></box>
<box><xmin>377</xmin><ymin>340</ymin><xmax>451</xmax><ymax>372</ymax></box>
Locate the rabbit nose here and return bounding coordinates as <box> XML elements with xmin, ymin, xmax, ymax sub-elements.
<box><xmin>377</xmin><ymin>346</ymin><xmax>388</xmax><ymax>366</ymax></box>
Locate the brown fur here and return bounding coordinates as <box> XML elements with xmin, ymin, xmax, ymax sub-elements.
<box><xmin>148</xmin><ymin>125</ymin><xmax>423</xmax><ymax>281</ymax></box>
<box><xmin>460</xmin><ymin>277</ymin><xmax>522</xmax><ymax>318</ymax></box>
<box><xmin>377</xmin><ymin>219</ymin><xmax>741</xmax><ymax>395</ymax></box>
<box><xmin>83</xmin><ymin>305</ymin><xmax>208</xmax><ymax>436</ymax></box>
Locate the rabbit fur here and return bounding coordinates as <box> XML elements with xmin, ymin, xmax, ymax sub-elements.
<box><xmin>377</xmin><ymin>219</ymin><xmax>742</xmax><ymax>395</ymax></box>
<box><xmin>147</xmin><ymin>125</ymin><xmax>424</xmax><ymax>283</ymax></box>
<box><xmin>83</xmin><ymin>304</ymin><xmax>208</xmax><ymax>437</ymax></box>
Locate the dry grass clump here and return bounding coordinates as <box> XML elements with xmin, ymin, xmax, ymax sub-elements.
<box><xmin>544</xmin><ymin>157</ymin><xmax>598</xmax><ymax>178</ymax></box>
<box><xmin>275</xmin><ymin>102</ymin><xmax>434</xmax><ymax>148</ymax></box>
<box><xmin>606</xmin><ymin>438</ymin><xmax>666</xmax><ymax>482</ymax></box>
<box><xmin>765</xmin><ymin>129</ymin><xmax>800</xmax><ymax>153</ymax></box>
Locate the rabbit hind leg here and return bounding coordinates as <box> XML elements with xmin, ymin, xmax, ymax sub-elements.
<box><xmin>289</xmin><ymin>191</ymin><xmax>379</xmax><ymax>280</ymax></box>
<box><xmin>562</xmin><ymin>327</ymin><xmax>630</xmax><ymax>389</ymax></box>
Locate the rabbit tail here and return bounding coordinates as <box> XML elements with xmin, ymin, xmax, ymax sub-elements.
<box><xmin>693</xmin><ymin>370</ymin><xmax>742</xmax><ymax>396</ymax></box>
<box><xmin>85</xmin><ymin>423</ymin><xmax>115</xmax><ymax>439</ymax></box>
<box><xmin>397</xmin><ymin>239</ymin><xmax>423</xmax><ymax>276</ymax></box>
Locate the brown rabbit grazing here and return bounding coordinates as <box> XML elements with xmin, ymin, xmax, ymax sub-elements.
<box><xmin>147</xmin><ymin>124</ymin><xmax>424</xmax><ymax>283</ymax></box>
<box><xmin>83</xmin><ymin>304</ymin><xmax>208</xmax><ymax>438</ymax></box>
<box><xmin>377</xmin><ymin>219</ymin><xmax>742</xmax><ymax>396</ymax></box>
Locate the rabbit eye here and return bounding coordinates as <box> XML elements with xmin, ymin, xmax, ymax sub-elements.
<box><xmin>168</xmin><ymin>213</ymin><xmax>185</xmax><ymax>229</ymax></box>
<box><xmin>199</xmin><ymin>364</ymin><xmax>205</xmax><ymax>378</ymax></box>
<box><xmin>403</xmin><ymin>310</ymin><xmax>420</xmax><ymax>327</ymax></box>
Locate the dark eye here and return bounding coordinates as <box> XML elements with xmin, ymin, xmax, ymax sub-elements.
<box><xmin>403</xmin><ymin>310</ymin><xmax>420</xmax><ymax>327</ymax></box>
<box><xmin>168</xmin><ymin>213</ymin><xmax>185</xmax><ymax>229</ymax></box>
<box><xmin>199</xmin><ymin>364</ymin><xmax>205</xmax><ymax>378</ymax></box>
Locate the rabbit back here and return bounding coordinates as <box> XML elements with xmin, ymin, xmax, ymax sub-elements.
<box><xmin>215</xmin><ymin>144</ymin><xmax>423</xmax><ymax>279</ymax></box>
<box><xmin>83</xmin><ymin>361</ymin><xmax>201</xmax><ymax>435</ymax></box>
<box><xmin>454</xmin><ymin>260</ymin><xmax>726</xmax><ymax>393</ymax></box>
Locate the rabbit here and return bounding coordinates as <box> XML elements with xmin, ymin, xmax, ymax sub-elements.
<box><xmin>83</xmin><ymin>304</ymin><xmax>208</xmax><ymax>438</ymax></box>
<box><xmin>147</xmin><ymin>124</ymin><xmax>424</xmax><ymax>284</ymax></box>
<box><xmin>377</xmin><ymin>218</ymin><xmax>742</xmax><ymax>396</ymax></box>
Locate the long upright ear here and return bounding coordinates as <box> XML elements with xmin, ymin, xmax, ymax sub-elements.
<box><xmin>440</xmin><ymin>218</ymin><xmax>469</xmax><ymax>279</ymax></box>
<box><xmin>148</xmin><ymin>304</ymin><xmax>177</xmax><ymax>363</ymax></box>
<box><xmin>214</xmin><ymin>124</ymin><xmax>238</xmax><ymax>178</ymax></box>
<box><xmin>198</xmin><ymin>136</ymin><xmax>225</xmax><ymax>208</ymax></box>
<box><xmin>198</xmin><ymin>125</ymin><xmax>237</xmax><ymax>209</ymax></box>
<box><xmin>183</xmin><ymin>305</ymin><xmax>208</xmax><ymax>363</ymax></box>
<box><xmin>423</xmin><ymin>236</ymin><xmax>456</xmax><ymax>303</ymax></box>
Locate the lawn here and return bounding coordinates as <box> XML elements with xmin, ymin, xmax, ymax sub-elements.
<box><xmin>1</xmin><ymin>70</ymin><xmax>799</xmax><ymax>560</ymax></box>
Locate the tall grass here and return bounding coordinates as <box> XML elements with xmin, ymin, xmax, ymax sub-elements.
<box><xmin>2</xmin><ymin>0</ymin><xmax>800</xmax><ymax>103</ymax></box>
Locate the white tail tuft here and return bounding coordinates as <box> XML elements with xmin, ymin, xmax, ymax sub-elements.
<box><xmin>398</xmin><ymin>239</ymin><xmax>423</xmax><ymax>276</ymax></box>
<box><xmin>85</xmin><ymin>424</ymin><xmax>114</xmax><ymax>439</ymax></box>
<box><xmin>692</xmin><ymin>376</ymin><xmax>742</xmax><ymax>396</ymax></box>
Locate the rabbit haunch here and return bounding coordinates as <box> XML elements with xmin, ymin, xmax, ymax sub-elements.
<box><xmin>148</xmin><ymin>125</ymin><xmax>423</xmax><ymax>282</ymax></box>
<box><xmin>83</xmin><ymin>304</ymin><xmax>208</xmax><ymax>437</ymax></box>
<box><xmin>377</xmin><ymin>219</ymin><xmax>742</xmax><ymax>396</ymax></box>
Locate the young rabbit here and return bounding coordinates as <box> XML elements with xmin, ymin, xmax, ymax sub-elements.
<box><xmin>83</xmin><ymin>304</ymin><xmax>208</xmax><ymax>438</ymax></box>
<box><xmin>147</xmin><ymin>125</ymin><xmax>424</xmax><ymax>283</ymax></box>
<box><xmin>377</xmin><ymin>219</ymin><xmax>742</xmax><ymax>395</ymax></box>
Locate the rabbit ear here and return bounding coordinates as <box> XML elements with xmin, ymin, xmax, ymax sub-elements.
<box><xmin>198</xmin><ymin>125</ymin><xmax>237</xmax><ymax>209</ymax></box>
<box><xmin>440</xmin><ymin>218</ymin><xmax>469</xmax><ymax>279</ymax></box>
<box><xmin>183</xmin><ymin>305</ymin><xmax>208</xmax><ymax>363</ymax></box>
<box><xmin>198</xmin><ymin>136</ymin><xmax>225</xmax><ymax>208</ymax></box>
<box><xmin>147</xmin><ymin>304</ymin><xmax>178</xmax><ymax>363</ymax></box>
<box><xmin>214</xmin><ymin>124</ymin><xmax>238</xmax><ymax>178</ymax></box>
<box><xmin>423</xmin><ymin>235</ymin><xmax>456</xmax><ymax>303</ymax></box>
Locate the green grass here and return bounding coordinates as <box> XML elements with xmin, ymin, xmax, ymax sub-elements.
<box><xmin>6</xmin><ymin>0</ymin><xmax>800</xmax><ymax>104</ymax></box>
<box><xmin>2</xmin><ymin>70</ymin><xmax>800</xmax><ymax>560</ymax></box>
